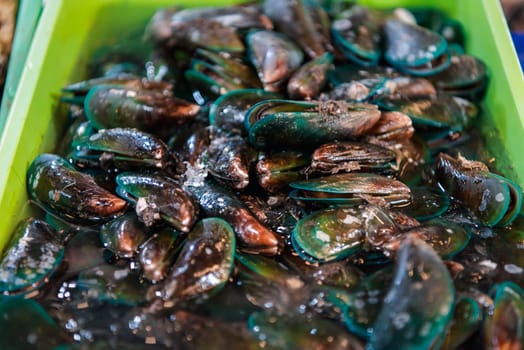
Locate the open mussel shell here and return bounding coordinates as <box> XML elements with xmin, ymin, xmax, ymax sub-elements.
<box><xmin>0</xmin><ymin>218</ymin><xmax>64</xmax><ymax>295</ymax></box>
<box><xmin>115</xmin><ymin>172</ymin><xmax>199</xmax><ymax>232</ymax></box>
<box><xmin>147</xmin><ymin>218</ymin><xmax>235</xmax><ymax>304</ymax></box>
<box><xmin>209</xmin><ymin>88</ymin><xmax>280</xmax><ymax>134</ymax></box>
<box><xmin>384</xmin><ymin>19</ymin><xmax>451</xmax><ymax>76</ymax></box>
<box><xmin>483</xmin><ymin>281</ymin><xmax>524</xmax><ymax>350</ymax></box>
<box><xmin>292</xmin><ymin>205</ymin><xmax>400</xmax><ymax>263</ymax></box>
<box><xmin>246</xmin><ymin>99</ymin><xmax>381</xmax><ymax>150</ymax></box>
<box><xmin>27</xmin><ymin>154</ymin><xmax>127</xmax><ymax>224</ymax></box>
<box><xmin>368</xmin><ymin>235</ymin><xmax>454</xmax><ymax>349</ymax></box>
<box><xmin>73</xmin><ymin>127</ymin><xmax>173</xmax><ymax>170</ymax></box>
<box><xmin>435</xmin><ymin>153</ymin><xmax>523</xmax><ymax>227</ymax></box>
<box><xmin>291</xmin><ymin>207</ymin><xmax>366</xmax><ymax>263</ymax></box>
<box><xmin>331</xmin><ymin>5</ymin><xmax>382</xmax><ymax>66</ymax></box>
<box><xmin>289</xmin><ymin>173</ymin><xmax>411</xmax><ymax>207</ymax></box>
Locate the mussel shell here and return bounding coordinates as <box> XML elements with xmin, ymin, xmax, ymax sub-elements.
<box><xmin>287</xmin><ymin>52</ymin><xmax>333</xmax><ymax>100</ymax></box>
<box><xmin>149</xmin><ymin>218</ymin><xmax>235</xmax><ymax>303</ymax></box>
<box><xmin>289</xmin><ymin>173</ymin><xmax>411</xmax><ymax>207</ymax></box>
<box><xmin>246</xmin><ymin>30</ymin><xmax>304</xmax><ymax>91</ymax></box>
<box><xmin>116</xmin><ymin>172</ymin><xmax>199</xmax><ymax>232</ymax></box>
<box><xmin>256</xmin><ymin>150</ymin><xmax>309</xmax><ymax>192</ymax></box>
<box><xmin>483</xmin><ymin>281</ymin><xmax>524</xmax><ymax>350</ymax></box>
<box><xmin>263</xmin><ymin>0</ymin><xmax>329</xmax><ymax>59</ymax></box>
<box><xmin>207</xmin><ymin>133</ymin><xmax>253</xmax><ymax>190</ymax></box>
<box><xmin>27</xmin><ymin>154</ymin><xmax>127</xmax><ymax>224</ymax></box>
<box><xmin>138</xmin><ymin>227</ymin><xmax>180</xmax><ymax>283</ymax></box>
<box><xmin>168</xmin><ymin>5</ymin><xmax>273</xmax><ymax>31</ymax></box>
<box><xmin>402</xmin><ymin>218</ymin><xmax>471</xmax><ymax>259</ymax></box>
<box><xmin>430</xmin><ymin>54</ymin><xmax>487</xmax><ymax>97</ymax></box>
<box><xmin>369</xmin><ymin>235</ymin><xmax>454</xmax><ymax>349</ymax></box>
<box><xmin>344</xmin><ymin>266</ymin><xmax>393</xmax><ymax>338</ymax></box>
<box><xmin>73</xmin><ymin>127</ymin><xmax>172</xmax><ymax>169</ymax></box>
<box><xmin>376</xmin><ymin>93</ymin><xmax>474</xmax><ymax>131</ymax></box>
<box><xmin>84</xmin><ymin>86</ymin><xmax>200</xmax><ymax>132</ymax></box>
<box><xmin>309</xmin><ymin>141</ymin><xmax>397</xmax><ymax>175</ymax></box>
<box><xmin>331</xmin><ymin>5</ymin><xmax>382</xmax><ymax>66</ymax></box>
<box><xmin>236</xmin><ymin>253</ymin><xmax>303</xmax><ymax>288</ymax></box>
<box><xmin>327</xmin><ymin>64</ymin><xmax>397</xmax><ymax>88</ymax></box>
<box><xmin>435</xmin><ymin>153</ymin><xmax>523</xmax><ymax>227</ymax></box>
<box><xmin>441</xmin><ymin>296</ymin><xmax>482</xmax><ymax>350</ymax></box>
<box><xmin>62</xmin><ymin>74</ymin><xmax>172</xmax><ymax>97</ymax></box>
<box><xmin>209</xmin><ymin>89</ymin><xmax>280</xmax><ymax>134</ymax></box>
<box><xmin>0</xmin><ymin>218</ymin><xmax>63</xmax><ymax>294</ymax></box>
<box><xmin>187</xmin><ymin>179</ymin><xmax>281</xmax><ymax>255</ymax></box>
<box><xmin>100</xmin><ymin>212</ymin><xmax>148</xmax><ymax>258</ymax></box>
<box><xmin>282</xmin><ymin>251</ymin><xmax>363</xmax><ymax>290</ymax></box>
<box><xmin>186</xmin><ymin>51</ymin><xmax>262</xmax><ymax>97</ymax></box>
<box><xmin>168</xmin><ymin>18</ymin><xmax>245</xmax><ymax>53</ymax></box>
<box><xmin>246</xmin><ymin>99</ymin><xmax>381</xmax><ymax>150</ymax></box>
<box><xmin>195</xmin><ymin>49</ymin><xmax>262</xmax><ymax>89</ymax></box>
<box><xmin>384</xmin><ymin>19</ymin><xmax>450</xmax><ymax>75</ymax></box>
<box><xmin>292</xmin><ymin>207</ymin><xmax>366</xmax><ymax>263</ymax></box>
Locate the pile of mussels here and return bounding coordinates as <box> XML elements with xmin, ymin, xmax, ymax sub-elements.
<box><xmin>1</xmin><ymin>1</ymin><xmax>524</xmax><ymax>349</ymax></box>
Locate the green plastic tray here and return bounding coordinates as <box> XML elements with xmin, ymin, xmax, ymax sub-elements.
<box><xmin>0</xmin><ymin>0</ymin><xmax>43</xmax><ymax>135</ymax></box>
<box><xmin>0</xmin><ymin>0</ymin><xmax>522</xmax><ymax>251</ymax></box>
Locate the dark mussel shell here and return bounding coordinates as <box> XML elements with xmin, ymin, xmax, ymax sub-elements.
<box><xmin>116</xmin><ymin>172</ymin><xmax>199</xmax><ymax>232</ymax></box>
<box><xmin>147</xmin><ymin>218</ymin><xmax>235</xmax><ymax>304</ymax></box>
<box><xmin>246</xmin><ymin>30</ymin><xmax>304</xmax><ymax>92</ymax></box>
<box><xmin>0</xmin><ymin>218</ymin><xmax>63</xmax><ymax>295</ymax></box>
<box><xmin>290</xmin><ymin>173</ymin><xmax>411</xmax><ymax>207</ymax></box>
<box><xmin>27</xmin><ymin>154</ymin><xmax>127</xmax><ymax>224</ymax></box>
<box><xmin>246</xmin><ymin>99</ymin><xmax>381</xmax><ymax>150</ymax></box>
<box><xmin>369</xmin><ymin>235</ymin><xmax>454</xmax><ymax>349</ymax></box>
<box><xmin>73</xmin><ymin>127</ymin><xmax>173</xmax><ymax>170</ymax></box>
<box><xmin>435</xmin><ymin>153</ymin><xmax>523</xmax><ymax>227</ymax></box>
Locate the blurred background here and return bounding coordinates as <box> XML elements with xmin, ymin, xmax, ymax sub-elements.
<box><xmin>501</xmin><ymin>0</ymin><xmax>524</xmax><ymax>69</ymax></box>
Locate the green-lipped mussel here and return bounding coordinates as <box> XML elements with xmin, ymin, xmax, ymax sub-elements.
<box><xmin>6</xmin><ymin>2</ymin><xmax>524</xmax><ymax>349</ymax></box>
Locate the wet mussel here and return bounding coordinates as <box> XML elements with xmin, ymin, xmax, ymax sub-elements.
<box><xmin>3</xmin><ymin>2</ymin><xmax>523</xmax><ymax>350</ymax></box>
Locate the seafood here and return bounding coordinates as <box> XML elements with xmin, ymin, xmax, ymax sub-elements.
<box><xmin>5</xmin><ymin>2</ymin><xmax>523</xmax><ymax>349</ymax></box>
<box><xmin>115</xmin><ymin>172</ymin><xmax>199</xmax><ymax>231</ymax></box>
<box><xmin>27</xmin><ymin>154</ymin><xmax>127</xmax><ymax>224</ymax></box>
